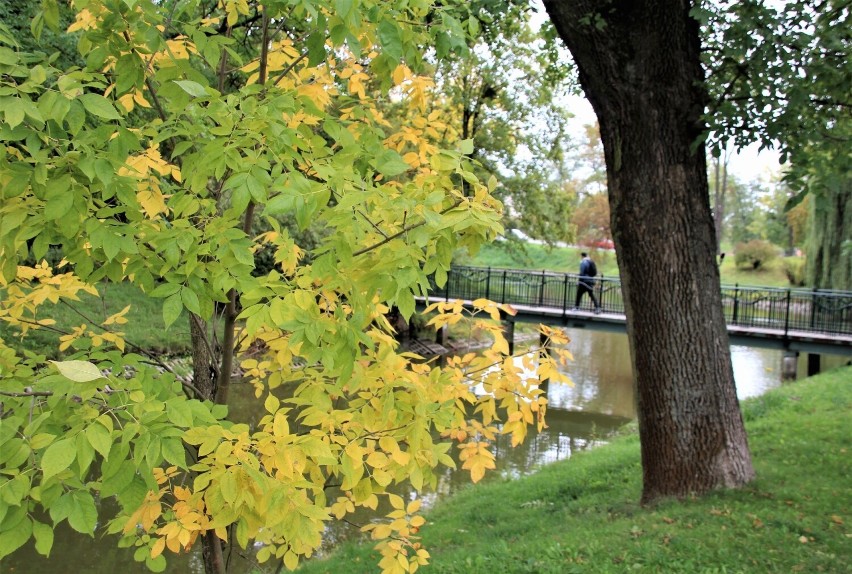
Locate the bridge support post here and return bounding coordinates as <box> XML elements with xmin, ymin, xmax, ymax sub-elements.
<box><xmin>807</xmin><ymin>353</ymin><xmax>821</xmax><ymax>377</ymax></box>
<box><xmin>782</xmin><ymin>351</ymin><xmax>799</xmax><ymax>380</ymax></box>
<box><xmin>435</xmin><ymin>324</ymin><xmax>447</xmax><ymax>347</ymax></box>
<box><xmin>503</xmin><ymin>320</ymin><xmax>515</xmax><ymax>355</ymax></box>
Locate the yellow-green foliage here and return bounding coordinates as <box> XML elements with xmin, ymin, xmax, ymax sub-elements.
<box><xmin>0</xmin><ymin>2</ymin><xmax>569</xmax><ymax>573</ymax></box>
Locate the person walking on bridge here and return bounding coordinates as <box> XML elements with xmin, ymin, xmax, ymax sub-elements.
<box><xmin>575</xmin><ymin>252</ymin><xmax>601</xmax><ymax>313</ymax></box>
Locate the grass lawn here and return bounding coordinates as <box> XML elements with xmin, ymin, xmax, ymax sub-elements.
<box><xmin>298</xmin><ymin>366</ymin><xmax>851</xmax><ymax>574</ymax></box>
<box><xmin>463</xmin><ymin>243</ymin><xmax>798</xmax><ymax>288</ymax></box>
<box><xmin>0</xmin><ymin>281</ymin><xmax>191</xmax><ymax>359</ymax></box>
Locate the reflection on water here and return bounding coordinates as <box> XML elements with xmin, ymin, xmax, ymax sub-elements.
<box><xmin>6</xmin><ymin>329</ymin><xmax>846</xmax><ymax>574</ymax></box>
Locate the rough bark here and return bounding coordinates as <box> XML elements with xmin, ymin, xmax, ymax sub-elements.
<box><xmin>543</xmin><ymin>0</ymin><xmax>754</xmax><ymax>502</ymax></box>
<box><xmin>189</xmin><ymin>314</ymin><xmax>225</xmax><ymax>574</ymax></box>
<box><xmin>806</xmin><ymin>176</ymin><xmax>852</xmax><ymax>290</ymax></box>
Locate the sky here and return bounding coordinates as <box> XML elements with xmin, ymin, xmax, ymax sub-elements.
<box><xmin>563</xmin><ymin>95</ymin><xmax>783</xmax><ymax>184</ymax></box>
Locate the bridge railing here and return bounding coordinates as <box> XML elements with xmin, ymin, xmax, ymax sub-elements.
<box><xmin>428</xmin><ymin>266</ymin><xmax>852</xmax><ymax>337</ymax></box>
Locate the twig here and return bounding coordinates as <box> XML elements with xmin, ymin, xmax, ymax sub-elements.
<box><xmin>0</xmin><ymin>390</ymin><xmax>53</xmax><ymax>397</ymax></box>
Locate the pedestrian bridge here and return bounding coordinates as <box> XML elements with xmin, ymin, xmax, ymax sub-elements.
<box><xmin>418</xmin><ymin>265</ymin><xmax>852</xmax><ymax>357</ymax></box>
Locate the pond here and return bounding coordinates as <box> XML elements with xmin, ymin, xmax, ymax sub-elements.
<box><xmin>5</xmin><ymin>330</ymin><xmax>845</xmax><ymax>573</ymax></box>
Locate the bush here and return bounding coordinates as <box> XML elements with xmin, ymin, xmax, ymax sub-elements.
<box><xmin>734</xmin><ymin>240</ymin><xmax>780</xmax><ymax>270</ymax></box>
<box><xmin>782</xmin><ymin>257</ymin><xmax>806</xmax><ymax>287</ymax></box>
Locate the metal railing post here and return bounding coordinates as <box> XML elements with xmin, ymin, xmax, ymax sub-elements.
<box><xmin>562</xmin><ymin>273</ymin><xmax>569</xmax><ymax>315</ymax></box>
<box><xmin>733</xmin><ymin>283</ymin><xmax>739</xmax><ymax>324</ymax></box>
<box><xmin>810</xmin><ymin>287</ymin><xmax>818</xmax><ymax>330</ymax></box>
<box><xmin>539</xmin><ymin>269</ymin><xmax>546</xmax><ymax>306</ymax></box>
<box><xmin>598</xmin><ymin>274</ymin><xmax>604</xmax><ymax>312</ymax></box>
<box><xmin>501</xmin><ymin>270</ymin><xmax>507</xmax><ymax>304</ymax></box>
<box><xmin>784</xmin><ymin>288</ymin><xmax>791</xmax><ymax>338</ymax></box>
<box><xmin>486</xmin><ymin>267</ymin><xmax>491</xmax><ymax>300</ymax></box>
<box><xmin>445</xmin><ymin>269</ymin><xmax>451</xmax><ymax>302</ymax></box>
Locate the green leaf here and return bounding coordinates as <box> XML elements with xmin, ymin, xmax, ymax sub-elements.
<box><xmin>264</xmin><ymin>192</ymin><xmax>295</xmax><ymax>216</ymax></box>
<box><xmin>4</xmin><ymin>98</ymin><xmax>25</xmax><ymax>128</ymax></box>
<box><xmin>0</xmin><ymin>514</ymin><xmax>32</xmax><ymax>560</ymax></box>
<box><xmin>306</xmin><ymin>31</ymin><xmax>326</xmax><ymax>66</ymax></box>
<box><xmin>334</xmin><ymin>0</ymin><xmax>354</xmax><ymax>19</ymax></box>
<box><xmin>32</xmin><ymin>520</ymin><xmax>54</xmax><ymax>556</ymax></box>
<box><xmin>375</xmin><ymin>150</ymin><xmax>410</xmax><ymax>176</ymax></box>
<box><xmin>0</xmin><ymin>474</ymin><xmax>29</xmax><ymax>506</ymax></box>
<box><xmin>173</xmin><ymin>80</ymin><xmax>207</xmax><ymax>98</ymax></box>
<box><xmin>149</xmin><ymin>282</ymin><xmax>182</xmax><ymax>298</ymax></box>
<box><xmin>161</xmin><ymin>438</ymin><xmax>186</xmax><ymax>468</ymax></box>
<box><xmin>165</xmin><ymin>398</ymin><xmax>193</xmax><ymax>427</ymax></box>
<box><xmin>146</xmin><ymin>554</ymin><xmax>167</xmax><ymax>573</ymax></box>
<box><xmin>100</xmin><ymin>462</ymin><xmax>134</xmax><ymax>498</ymax></box>
<box><xmin>42</xmin><ymin>0</ymin><xmax>60</xmax><ymax>31</ymax></box>
<box><xmin>378</xmin><ymin>20</ymin><xmax>403</xmax><ymax>61</ymax></box>
<box><xmin>459</xmin><ymin>139</ymin><xmax>474</xmax><ymax>155</ymax></box>
<box><xmin>67</xmin><ymin>490</ymin><xmax>97</xmax><ymax>534</ymax></box>
<box><xmin>85</xmin><ymin>424</ymin><xmax>112</xmax><ymax>459</ymax></box>
<box><xmin>162</xmin><ymin>293</ymin><xmax>183</xmax><ymax>328</ymax></box>
<box><xmin>220</xmin><ymin>470</ymin><xmax>238</xmax><ymax>504</ymax></box>
<box><xmin>79</xmin><ymin>93</ymin><xmax>122</xmax><ymax>120</ymax></box>
<box><xmin>50</xmin><ymin>360</ymin><xmax>104</xmax><ymax>382</ymax></box>
<box><xmin>181</xmin><ymin>286</ymin><xmax>201</xmax><ymax>315</ymax></box>
<box><xmin>396</xmin><ymin>291</ymin><xmax>415</xmax><ymax>320</ymax></box>
<box><xmin>41</xmin><ymin>438</ymin><xmax>77</xmax><ymax>481</ymax></box>
<box><xmin>76</xmin><ymin>433</ymin><xmax>95</xmax><ymax>478</ymax></box>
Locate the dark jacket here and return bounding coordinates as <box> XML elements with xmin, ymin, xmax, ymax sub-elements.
<box><xmin>579</xmin><ymin>257</ymin><xmax>596</xmax><ymax>285</ymax></box>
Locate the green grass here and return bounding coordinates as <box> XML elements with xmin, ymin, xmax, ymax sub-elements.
<box><xmin>0</xmin><ymin>282</ymin><xmax>191</xmax><ymax>358</ymax></box>
<box><xmin>459</xmin><ymin>243</ymin><xmax>620</xmax><ymax>277</ymax></box>
<box><xmin>298</xmin><ymin>366</ymin><xmax>852</xmax><ymax>574</ymax></box>
<box><xmin>463</xmin><ymin>243</ymin><xmax>798</xmax><ymax>288</ymax></box>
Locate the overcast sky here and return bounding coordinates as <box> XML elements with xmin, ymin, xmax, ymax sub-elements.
<box><xmin>564</xmin><ymin>95</ymin><xmax>783</xmax><ymax>184</ymax></box>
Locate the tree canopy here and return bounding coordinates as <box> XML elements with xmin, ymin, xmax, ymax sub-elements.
<box><xmin>0</xmin><ymin>1</ymin><xmax>571</xmax><ymax>572</ymax></box>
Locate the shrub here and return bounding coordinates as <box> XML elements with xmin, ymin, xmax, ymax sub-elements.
<box><xmin>782</xmin><ymin>257</ymin><xmax>806</xmax><ymax>287</ymax></box>
<box><xmin>734</xmin><ymin>240</ymin><xmax>780</xmax><ymax>270</ymax></box>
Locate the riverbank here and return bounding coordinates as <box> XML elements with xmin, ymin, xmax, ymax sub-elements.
<box><xmin>299</xmin><ymin>366</ymin><xmax>851</xmax><ymax>574</ymax></box>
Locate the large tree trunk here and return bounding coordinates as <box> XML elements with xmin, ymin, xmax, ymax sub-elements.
<box><xmin>543</xmin><ymin>0</ymin><xmax>754</xmax><ymax>502</ymax></box>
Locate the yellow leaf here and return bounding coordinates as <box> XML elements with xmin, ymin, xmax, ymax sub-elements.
<box><xmin>50</xmin><ymin>360</ymin><xmax>104</xmax><ymax>382</ymax></box>
<box><xmin>387</xmin><ymin>493</ymin><xmax>404</xmax><ymax>510</ymax></box>
<box><xmin>150</xmin><ymin>536</ymin><xmax>166</xmax><ymax>559</ymax></box>
<box><xmin>406</xmin><ymin>499</ymin><xmax>421</xmax><ymax>514</ymax></box>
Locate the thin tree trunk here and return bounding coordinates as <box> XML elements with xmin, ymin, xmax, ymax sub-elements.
<box><xmin>712</xmin><ymin>152</ymin><xmax>729</xmax><ymax>253</ymax></box>
<box><xmin>544</xmin><ymin>0</ymin><xmax>754</xmax><ymax>502</ymax></box>
<box><xmin>190</xmin><ymin>313</ymin><xmax>217</xmax><ymax>401</ymax></box>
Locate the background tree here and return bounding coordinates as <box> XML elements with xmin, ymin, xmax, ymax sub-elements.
<box><xmin>704</xmin><ymin>0</ymin><xmax>851</xmax><ymax>290</ymax></box>
<box><xmin>427</xmin><ymin>2</ymin><xmax>580</xmax><ymax>244</ymax></box>
<box><xmin>542</xmin><ymin>0</ymin><xmax>755</xmax><ymax>502</ymax></box>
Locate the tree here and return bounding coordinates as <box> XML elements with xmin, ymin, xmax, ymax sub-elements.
<box><xmin>0</xmin><ymin>1</ymin><xmax>571</xmax><ymax>572</ymax></box>
<box><xmin>571</xmin><ymin>192</ymin><xmax>610</xmax><ymax>247</ymax></box>
<box><xmin>710</xmin><ymin>149</ymin><xmax>730</xmax><ymax>253</ymax></box>
<box><xmin>429</xmin><ymin>3</ymin><xmax>579</xmax><ymax>244</ymax></box>
<box><xmin>703</xmin><ymin>0</ymin><xmax>850</xmax><ymax>288</ymax></box>
<box><xmin>542</xmin><ymin>0</ymin><xmax>754</xmax><ymax>502</ymax></box>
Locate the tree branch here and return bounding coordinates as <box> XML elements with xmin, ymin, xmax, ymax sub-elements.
<box><xmin>352</xmin><ymin>200</ymin><xmax>464</xmax><ymax>257</ymax></box>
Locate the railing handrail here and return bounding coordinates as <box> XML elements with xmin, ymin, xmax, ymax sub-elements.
<box><xmin>448</xmin><ymin>264</ymin><xmax>852</xmax><ymax>299</ymax></box>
